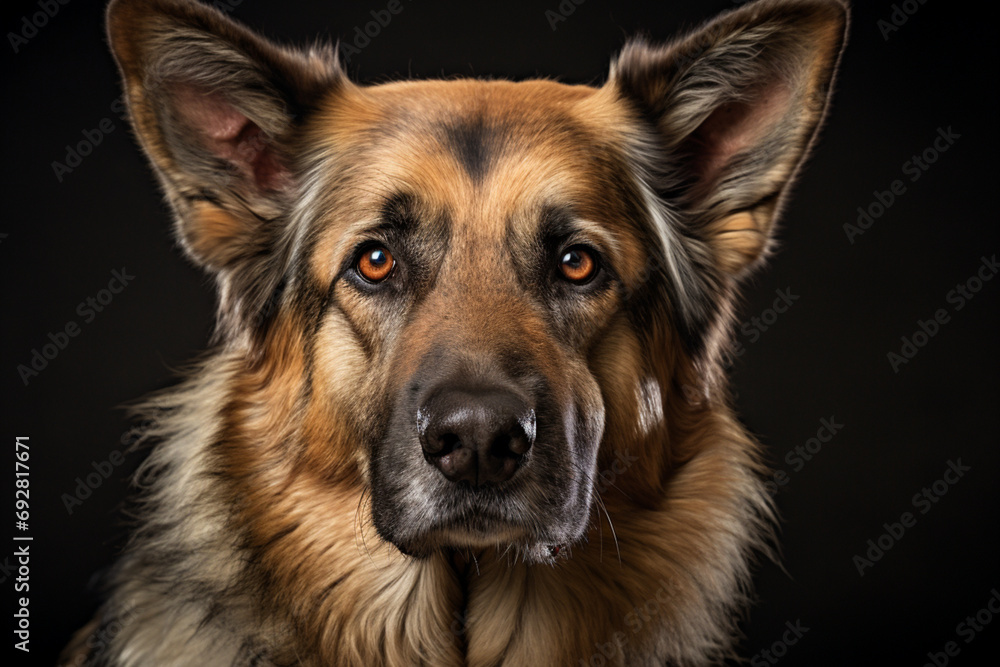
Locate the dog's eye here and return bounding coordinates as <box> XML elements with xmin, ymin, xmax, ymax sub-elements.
<box><xmin>357</xmin><ymin>246</ymin><xmax>395</xmax><ymax>282</ymax></box>
<box><xmin>558</xmin><ymin>246</ymin><xmax>597</xmax><ymax>284</ymax></box>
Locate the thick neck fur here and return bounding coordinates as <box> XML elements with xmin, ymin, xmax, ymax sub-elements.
<box><xmin>94</xmin><ymin>334</ymin><xmax>773</xmax><ymax>667</ymax></box>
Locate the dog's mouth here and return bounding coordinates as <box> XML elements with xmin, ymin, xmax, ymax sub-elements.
<box><xmin>399</xmin><ymin>523</ymin><xmax>571</xmax><ymax>565</ymax></box>
<box><xmin>378</xmin><ymin>479</ymin><xmax>586</xmax><ymax>565</ymax></box>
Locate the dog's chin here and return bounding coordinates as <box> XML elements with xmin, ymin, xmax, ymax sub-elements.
<box><xmin>391</xmin><ymin>522</ymin><xmax>576</xmax><ymax>565</ymax></box>
<box><xmin>372</xmin><ymin>473</ymin><xmax>597</xmax><ymax>565</ymax></box>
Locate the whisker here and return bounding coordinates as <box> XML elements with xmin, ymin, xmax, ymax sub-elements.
<box><xmin>354</xmin><ymin>486</ymin><xmax>377</xmax><ymax>565</ymax></box>
<box><xmin>594</xmin><ymin>491</ymin><xmax>621</xmax><ymax>566</ymax></box>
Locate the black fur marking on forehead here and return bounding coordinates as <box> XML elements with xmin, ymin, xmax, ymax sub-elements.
<box><xmin>439</xmin><ymin>114</ymin><xmax>507</xmax><ymax>184</ymax></box>
<box><xmin>380</xmin><ymin>191</ymin><xmax>420</xmax><ymax>230</ymax></box>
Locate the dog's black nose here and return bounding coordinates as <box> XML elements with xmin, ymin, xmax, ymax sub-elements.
<box><xmin>417</xmin><ymin>387</ymin><xmax>535</xmax><ymax>486</ymax></box>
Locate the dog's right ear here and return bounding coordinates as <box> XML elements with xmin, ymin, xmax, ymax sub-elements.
<box><xmin>106</xmin><ymin>0</ymin><xmax>344</xmax><ymax>273</ymax></box>
<box><xmin>609</xmin><ymin>0</ymin><xmax>847</xmax><ymax>359</ymax></box>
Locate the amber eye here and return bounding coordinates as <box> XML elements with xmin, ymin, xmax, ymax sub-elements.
<box><xmin>357</xmin><ymin>246</ymin><xmax>394</xmax><ymax>282</ymax></box>
<box><xmin>558</xmin><ymin>246</ymin><xmax>597</xmax><ymax>284</ymax></box>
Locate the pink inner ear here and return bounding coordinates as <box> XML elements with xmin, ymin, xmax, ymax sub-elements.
<box><xmin>171</xmin><ymin>84</ymin><xmax>287</xmax><ymax>192</ymax></box>
<box><xmin>690</xmin><ymin>80</ymin><xmax>793</xmax><ymax>193</ymax></box>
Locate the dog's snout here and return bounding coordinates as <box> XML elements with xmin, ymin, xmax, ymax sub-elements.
<box><xmin>418</xmin><ymin>388</ymin><xmax>535</xmax><ymax>486</ymax></box>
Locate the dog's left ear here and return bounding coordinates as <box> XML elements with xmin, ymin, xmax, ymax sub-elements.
<box><xmin>612</xmin><ymin>0</ymin><xmax>847</xmax><ymax>280</ymax></box>
<box><xmin>106</xmin><ymin>0</ymin><xmax>346</xmax><ymax>339</ymax></box>
<box><xmin>107</xmin><ymin>0</ymin><xmax>343</xmax><ymax>268</ymax></box>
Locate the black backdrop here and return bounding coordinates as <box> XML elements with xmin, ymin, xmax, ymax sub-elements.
<box><xmin>2</xmin><ymin>0</ymin><xmax>997</xmax><ymax>665</ymax></box>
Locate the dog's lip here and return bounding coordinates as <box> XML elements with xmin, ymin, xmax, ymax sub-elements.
<box><xmin>437</xmin><ymin>523</ymin><xmax>529</xmax><ymax>546</ymax></box>
<box><xmin>401</xmin><ymin>525</ymin><xmax>570</xmax><ymax>565</ymax></box>
<box><xmin>431</xmin><ymin>511</ymin><xmax>531</xmax><ymax>537</ymax></box>
<box><xmin>403</xmin><ymin>510</ymin><xmax>537</xmax><ymax>550</ymax></box>
<box><xmin>394</xmin><ymin>523</ymin><xmax>528</xmax><ymax>556</ymax></box>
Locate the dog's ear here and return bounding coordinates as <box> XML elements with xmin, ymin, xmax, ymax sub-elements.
<box><xmin>613</xmin><ymin>0</ymin><xmax>847</xmax><ymax>275</ymax></box>
<box><xmin>609</xmin><ymin>0</ymin><xmax>847</xmax><ymax>356</ymax></box>
<box><xmin>106</xmin><ymin>0</ymin><xmax>343</xmax><ymax>273</ymax></box>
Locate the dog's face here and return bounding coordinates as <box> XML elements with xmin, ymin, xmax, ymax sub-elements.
<box><xmin>107</xmin><ymin>0</ymin><xmax>846</xmax><ymax>563</ymax></box>
<box><xmin>316</xmin><ymin>81</ymin><xmax>646</xmax><ymax>558</ymax></box>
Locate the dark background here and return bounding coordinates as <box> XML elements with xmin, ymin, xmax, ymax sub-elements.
<box><xmin>2</xmin><ymin>0</ymin><xmax>997</xmax><ymax>664</ymax></box>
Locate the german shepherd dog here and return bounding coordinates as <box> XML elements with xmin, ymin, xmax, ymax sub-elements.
<box><xmin>63</xmin><ymin>0</ymin><xmax>846</xmax><ymax>664</ymax></box>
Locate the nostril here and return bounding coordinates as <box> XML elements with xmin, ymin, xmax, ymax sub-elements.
<box><xmin>488</xmin><ymin>435</ymin><xmax>515</xmax><ymax>466</ymax></box>
<box><xmin>435</xmin><ymin>445</ymin><xmax>475</xmax><ymax>484</ymax></box>
<box><xmin>507</xmin><ymin>433</ymin><xmax>531</xmax><ymax>457</ymax></box>
<box><xmin>506</xmin><ymin>413</ymin><xmax>534</xmax><ymax>457</ymax></box>
<box><xmin>490</xmin><ymin>431</ymin><xmax>529</xmax><ymax>459</ymax></box>
<box><xmin>438</xmin><ymin>433</ymin><xmax>461</xmax><ymax>455</ymax></box>
<box><xmin>490</xmin><ymin>434</ymin><xmax>511</xmax><ymax>457</ymax></box>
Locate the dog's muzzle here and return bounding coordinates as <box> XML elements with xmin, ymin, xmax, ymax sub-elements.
<box><xmin>369</xmin><ymin>341</ymin><xmax>603</xmax><ymax>563</ymax></box>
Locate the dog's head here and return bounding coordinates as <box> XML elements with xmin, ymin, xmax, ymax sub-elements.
<box><xmin>108</xmin><ymin>0</ymin><xmax>846</xmax><ymax>562</ymax></box>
